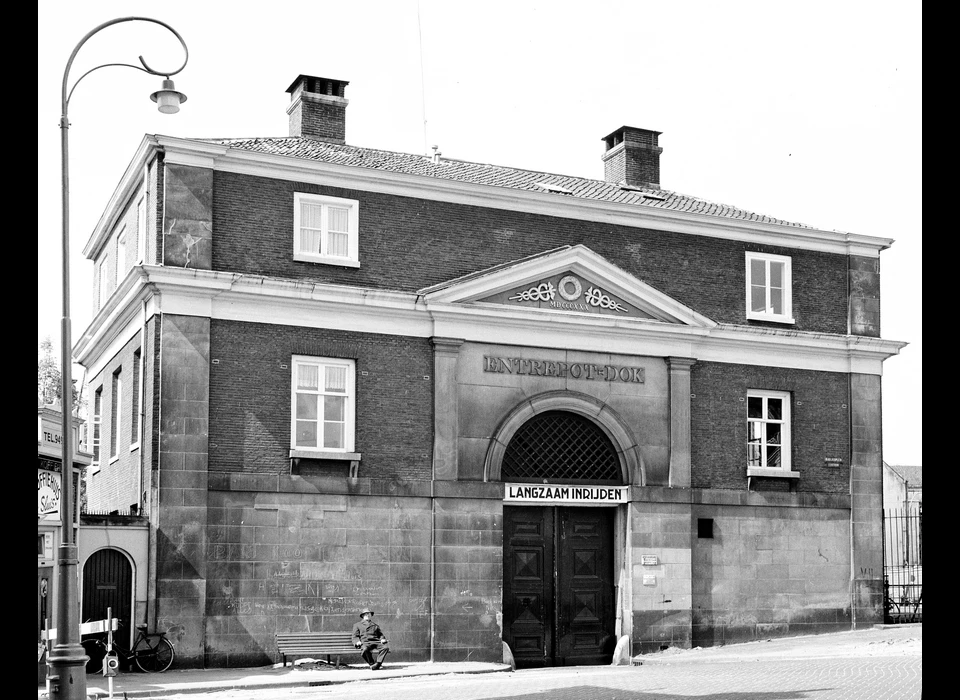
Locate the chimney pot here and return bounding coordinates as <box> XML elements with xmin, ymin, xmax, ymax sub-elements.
<box><xmin>286</xmin><ymin>74</ymin><xmax>350</xmax><ymax>143</ymax></box>
<box><xmin>601</xmin><ymin>126</ymin><xmax>663</xmax><ymax>189</ymax></box>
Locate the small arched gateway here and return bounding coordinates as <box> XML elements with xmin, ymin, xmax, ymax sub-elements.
<box><xmin>486</xmin><ymin>392</ymin><xmax>642</xmax><ymax>668</ymax></box>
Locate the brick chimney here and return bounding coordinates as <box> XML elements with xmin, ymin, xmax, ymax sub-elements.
<box><xmin>601</xmin><ymin>126</ymin><xmax>662</xmax><ymax>188</ymax></box>
<box><xmin>286</xmin><ymin>75</ymin><xmax>349</xmax><ymax>143</ymax></box>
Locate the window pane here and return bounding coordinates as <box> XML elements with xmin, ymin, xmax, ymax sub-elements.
<box><xmin>769</xmin><ymin>261</ymin><xmax>783</xmax><ymax>288</ymax></box>
<box><xmin>748</xmin><ymin>444</ymin><xmax>762</xmax><ymax>467</ymax></box>
<box><xmin>296</xmin><ymin>394</ymin><xmax>317</xmax><ymax>420</ymax></box>
<box><xmin>323</xmin><ymin>421</ymin><xmax>344</xmax><ymax>449</ymax></box>
<box><xmin>300</xmin><ymin>228</ymin><xmax>322</xmax><ymax>254</ymax></box>
<box><xmin>327</xmin><ymin>231</ymin><xmax>349</xmax><ymax>257</ymax></box>
<box><xmin>767</xmin><ymin>398</ymin><xmax>782</xmax><ymax>420</ymax></box>
<box><xmin>767</xmin><ymin>445</ymin><xmax>782</xmax><ymax>467</ymax></box>
<box><xmin>301</xmin><ymin>202</ymin><xmax>324</xmax><ymax>228</ymax></box>
<box><xmin>296</xmin><ymin>421</ymin><xmax>317</xmax><ymax>447</ymax></box>
<box><xmin>324</xmin><ymin>395</ymin><xmax>345</xmax><ymax>421</ymax></box>
<box><xmin>325</xmin><ymin>365</ymin><xmax>347</xmax><ymax>392</ymax></box>
<box><xmin>767</xmin><ymin>423</ymin><xmax>781</xmax><ymax>445</ymax></box>
<box><xmin>748</xmin><ymin>421</ymin><xmax>763</xmax><ymax>443</ymax></box>
<box><xmin>769</xmin><ymin>288</ymin><xmax>783</xmax><ymax>315</ymax></box>
<box><xmin>751</xmin><ymin>258</ymin><xmax>766</xmax><ymax>285</ymax></box>
<box><xmin>750</xmin><ymin>286</ymin><xmax>767</xmax><ymax>313</ymax></box>
<box><xmin>748</xmin><ymin>396</ymin><xmax>763</xmax><ymax>418</ymax></box>
<box><xmin>297</xmin><ymin>364</ymin><xmax>319</xmax><ymax>391</ymax></box>
<box><xmin>328</xmin><ymin>206</ymin><xmax>349</xmax><ymax>233</ymax></box>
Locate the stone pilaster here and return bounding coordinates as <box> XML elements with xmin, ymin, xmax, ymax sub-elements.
<box><xmin>432</xmin><ymin>338</ymin><xmax>464</xmax><ymax>481</ymax></box>
<box><xmin>667</xmin><ymin>357</ymin><xmax>696</xmax><ymax>488</ymax></box>
<box><xmin>850</xmin><ymin>373</ymin><xmax>884</xmax><ymax>625</ymax></box>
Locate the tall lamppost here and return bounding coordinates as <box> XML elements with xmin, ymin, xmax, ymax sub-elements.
<box><xmin>51</xmin><ymin>17</ymin><xmax>187</xmax><ymax>700</ymax></box>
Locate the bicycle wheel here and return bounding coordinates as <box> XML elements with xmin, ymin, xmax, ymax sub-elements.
<box><xmin>82</xmin><ymin>639</ymin><xmax>106</xmax><ymax>674</ymax></box>
<box><xmin>134</xmin><ymin>636</ymin><xmax>175</xmax><ymax>673</ymax></box>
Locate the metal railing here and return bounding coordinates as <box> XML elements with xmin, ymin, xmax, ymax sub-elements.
<box><xmin>882</xmin><ymin>505</ymin><xmax>922</xmax><ymax>623</ymax></box>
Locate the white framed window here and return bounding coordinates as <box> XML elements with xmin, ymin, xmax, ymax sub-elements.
<box><xmin>116</xmin><ymin>227</ymin><xmax>127</xmax><ymax>288</ymax></box>
<box><xmin>291</xmin><ymin>356</ymin><xmax>356</xmax><ymax>452</ymax></box>
<box><xmin>110</xmin><ymin>367</ymin><xmax>122</xmax><ymax>461</ymax></box>
<box><xmin>136</xmin><ymin>194</ymin><xmax>147</xmax><ymax>264</ymax></box>
<box><xmin>747</xmin><ymin>389</ymin><xmax>796</xmax><ymax>477</ymax></box>
<box><xmin>98</xmin><ymin>257</ymin><xmax>109</xmax><ymax>311</ymax></box>
<box><xmin>91</xmin><ymin>386</ymin><xmax>103</xmax><ymax>470</ymax></box>
<box><xmin>130</xmin><ymin>349</ymin><xmax>142</xmax><ymax>449</ymax></box>
<box><xmin>293</xmin><ymin>193</ymin><xmax>360</xmax><ymax>267</ymax></box>
<box><xmin>745</xmin><ymin>252</ymin><xmax>793</xmax><ymax>323</ymax></box>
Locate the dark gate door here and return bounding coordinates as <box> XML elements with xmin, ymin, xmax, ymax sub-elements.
<box><xmin>504</xmin><ymin>506</ymin><xmax>614</xmax><ymax>667</ymax></box>
<box><xmin>82</xmin><ymin>549</ymin><xmax>132</xmax><ymax>643</ymax></box>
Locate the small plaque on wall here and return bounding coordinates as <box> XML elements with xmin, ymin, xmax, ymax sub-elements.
<box><xmin>642</xmin><ymin>575</ymin><xmax>657</xmax><ymax>587</ymax></box>
<box><xmin>824</xmin><ymin>457</ymin><xmax>843</xmax><ymax>467</ymax></box>
<box><xmin>641</xmin><ymin>555</ymin><xmax>659</xmax><ymax>566</ymax></box>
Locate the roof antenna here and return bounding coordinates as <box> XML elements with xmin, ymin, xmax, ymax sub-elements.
<box><xmin>418</xmin><ymin>1</ymin><xmax>429</xmax><ymax>155</ymax></box>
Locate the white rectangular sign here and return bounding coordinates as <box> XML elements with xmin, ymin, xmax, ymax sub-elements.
<box><xmin>504</xmin><ymin>483</ymin><xmax>628</xmax><ymax>504</ymax></box>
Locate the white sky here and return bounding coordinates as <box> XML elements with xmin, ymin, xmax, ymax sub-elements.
<box><xmin>38</xmin><ymin>0</ymin><xmax>922</xmax><ymax>465</ymax></box>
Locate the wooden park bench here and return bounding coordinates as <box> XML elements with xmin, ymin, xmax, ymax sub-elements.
<box><xmin>276</xmin><ymin>632</ymin><xmax>358</xmax><ymax>668</ymax></box>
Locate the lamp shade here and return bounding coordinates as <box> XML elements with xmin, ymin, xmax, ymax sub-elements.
<box><xmin>151</xmin><ymin>78</ymin><xmax>187</xmax><ymax>114</ymax></box>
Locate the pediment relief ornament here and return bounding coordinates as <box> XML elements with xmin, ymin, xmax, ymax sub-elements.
<box><xmin>479</xmin><ymin>272</ymin><xmax>654</xmax><ymax>318</ymax></box>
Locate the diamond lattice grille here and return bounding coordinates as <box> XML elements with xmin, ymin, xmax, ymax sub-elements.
<box><xmin>502</xmin><ymin>411</ymin><xmax>621</xmax><ymax>483</ymax></box>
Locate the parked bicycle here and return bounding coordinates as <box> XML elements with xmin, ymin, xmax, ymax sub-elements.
<box><xmin>82</xmin><ymin>623</ymin><xmax>175</xmax><ymax>673</ymax></box>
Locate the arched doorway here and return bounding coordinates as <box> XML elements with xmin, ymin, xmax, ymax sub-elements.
<box><xmin>500</xmin><ymin>409</ymin><xmax>625</xmax><ymax>668</ymax></box>
<box><xmin>82</xmin><ymin>548</ymin><xmax>133</xmax><ymax>669</ymax></box>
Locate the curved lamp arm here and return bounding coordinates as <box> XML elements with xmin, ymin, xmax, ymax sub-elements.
<box><xmin>61</xmin><ymin>16</ymin><xmax>189</xmax><ymax>115</ymax></box>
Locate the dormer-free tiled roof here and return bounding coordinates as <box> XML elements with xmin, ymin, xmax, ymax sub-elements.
<box><xmin>204</xmin><ymin>137</ymin><xmax>815</xmax><ymax>229</ymax></box>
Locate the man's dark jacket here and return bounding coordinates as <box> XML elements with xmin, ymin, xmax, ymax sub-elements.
<box><xmin>352</xmin><ymin>618</ymin><xmax>387</xmax><ymax>646</ymax></box>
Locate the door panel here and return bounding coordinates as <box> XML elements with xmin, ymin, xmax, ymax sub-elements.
<box><xmin>82</xmin><ymin>549</ymin><xmax>133</xmax><ymax>646</ymax></box>
<box><xmin>503</xmin><ymin>507</ymin><xmax>554</xmax><ymax>667</ymax></box>
<box><xmin>504</xmin><ymin>506</ymin><xmax>614</xmax><ymax>668</ymax></box>
<box><xmin>557</xmin><ymin>507</ymin><xmax>615</xmax><ymax>665</ymax></box>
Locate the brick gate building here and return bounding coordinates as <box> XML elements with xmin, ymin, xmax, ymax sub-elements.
<box><xmin>75</xmin><ymin>74</ymin><xmax>905</xmax><ymax>668</ymax></box>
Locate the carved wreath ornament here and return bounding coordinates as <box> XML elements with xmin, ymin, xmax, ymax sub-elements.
<box><xmin>508</xmin><ymin>275</ymin><xmax>628</xmax><ymax>312</ymax></box>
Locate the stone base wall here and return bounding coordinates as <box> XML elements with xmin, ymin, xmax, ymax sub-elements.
<box><xmin>689</xmin><ymin>502</ymin><xmax>851</xmax><ymax>648</ymax></box>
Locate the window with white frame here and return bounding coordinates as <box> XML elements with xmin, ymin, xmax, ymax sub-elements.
<box><xmin>130</xmin><ymin>349</ymin><xmax>141</xmax><ymax>448</ymax></box>
<box><xmin>136</xmin><ymin>194</ymin><xmax>147</xmax><ymax>264</ymax></box>
<box><xmin>116</xmin><ymin>227</ymin><xmax>127</xmax><ymax>288</ymax></box>
<box><xmin>98</xmin><ymin>257</ymin><xmax>109</xmax><ymax>311</ymax></box>
<box><xmin>745</xmin><ymin>252</ymin><xmax>793</xmax><ymax>323</ymax></box>
<box><xmin>91</xmin><ymin>386</ymin><xmax>102</xmax><ymax>469</ymax></box>
<box><xmin>293</xmin><ymin>193</ymin><xmax>360</xmax><ymax>267</ymax></box>
<box><xmin>747</xmin><ymin>389</ymin><xmax>791</xmax><ymax>471</ymax></box>
<box><xmin>291</xmin><ymin>356</ymin><xmax>356</xmax><ymax>452</ymax></box>
<box><xmin>110</xmin><ymin>367</ymin><xmax>122</xmax><ymax>460</ymax></box>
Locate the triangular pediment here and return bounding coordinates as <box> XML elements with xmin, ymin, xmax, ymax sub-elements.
<box><xmin>418</xmin><ymin>245</ymin><xmax>716</xmax><ymax>327</ymax></box>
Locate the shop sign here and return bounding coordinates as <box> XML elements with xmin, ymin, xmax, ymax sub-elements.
<box><xmin>505</xmin><ymin>483</ymin><xmax>629</xmax><ymax>504</ymax></box>
<box><xmin>38</xmin><ymin>469</ymin><xmax>62</xmax><ymax>516</ymax></box>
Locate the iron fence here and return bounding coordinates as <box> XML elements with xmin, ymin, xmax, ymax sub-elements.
<box><xmin>882</xmin><ymin>505</ymin><xmax>922</xmax><ymax>623</ymax></box>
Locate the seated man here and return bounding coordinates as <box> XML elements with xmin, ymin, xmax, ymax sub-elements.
<box><xmin>352</xmin><ymin>608</ymin><xmax>390</xmax><ymax>670</ymax></box>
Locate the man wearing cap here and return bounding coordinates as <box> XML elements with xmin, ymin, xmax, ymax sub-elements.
<box><xmin>352</xmin><ymin>608</ymin><xmax>390</xmax><ymax>670</ymax></box>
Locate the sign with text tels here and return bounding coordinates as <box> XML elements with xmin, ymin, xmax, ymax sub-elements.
<box><xmin>505</xmin><ymin>483</ymin><xmax>629</xmax><ymax>505</ymax></box>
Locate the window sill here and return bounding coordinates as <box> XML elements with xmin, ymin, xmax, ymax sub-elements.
<box><xmin>746</xmin><ymin>313</ymin><xmax>795</xmax><ymax>324</ymax></box>
<box><xmin>747</xmin><ymin>467</ymin><xmax>800</xmax><ymax>491</ymax></box>
<box><xmin>289</xmin><ymin>450</ymin><xmax>362</xmax><ymax>477</ymax></box>
<box><xmin>129</xmin><ymin>443</ymin><xmax>140</xmax><ymax>452</ymax></box>
<box><xmin>293</xmin><ymin>254</ymin><xmax>360</xmax><ymax>268</ymax></box>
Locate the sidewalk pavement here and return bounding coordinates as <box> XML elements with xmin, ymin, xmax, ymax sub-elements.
<box><xmin>40</xmin><ymin>624</ymin><xmax>920</xmax><ymax>699</ymax></box>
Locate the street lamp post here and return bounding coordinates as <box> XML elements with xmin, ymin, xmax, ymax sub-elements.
<box><xmin>50</xmin><ymin>18</ymin><xmax>187</xmax><ymax>700</ymax></box>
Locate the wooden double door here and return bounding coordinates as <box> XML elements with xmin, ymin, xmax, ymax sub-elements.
<box><xmin>503</xmin><ymin>506</ymin><xmax>616</xmax><ymax>667</ymax></box>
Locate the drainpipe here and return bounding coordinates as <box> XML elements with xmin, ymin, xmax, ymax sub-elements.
<box><xmin>430</xmin><ymin>479</ymin><xmax>436</xmax><ymax>662</ymax></box>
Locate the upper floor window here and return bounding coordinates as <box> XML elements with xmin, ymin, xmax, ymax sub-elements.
<box><xmin>136</xmin><ymin>194</ymin><xmax>147</xmax><ymax>264</ymax></box>
<box><xmin>745</xmin><ymin>252</ymin><xmax>793</xmax><ymax>323</ymax></box>
<box><xmin>116</xmin><ymin>227</ymin><xmax>127</xmax><ymax>288</ymax></box>
<box><xmin>98</xmin><ymin>257</ymin><xmax>109</xmax><ymax>311</ymax></box>
<box><xmin>747</xmin><ymin>389</ymin><xmax>791</xmax><ymax>471</ymax></box>
<box><xmin>110</xmin><ymin>367</ymin><xmax>122</xmax><ymax>461</ymax></box>
<box><xmin>291</xmin><ymin>356</ymin><xmax>356</xmax><ymax>452</ymax></box>
<box><xmin>91</xmin><ymin>386</ymin><xmax>103</xmax><ymax>468</ymax></box>
<box><xmin>293</xmin><ymin>193</ymin><xmax>360</xmax><ymax>267</ymax></box>
<box><xmin>130</xmin><ymin>349</ymin><xmax>142</xmax><ymax>448</ymax></box>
